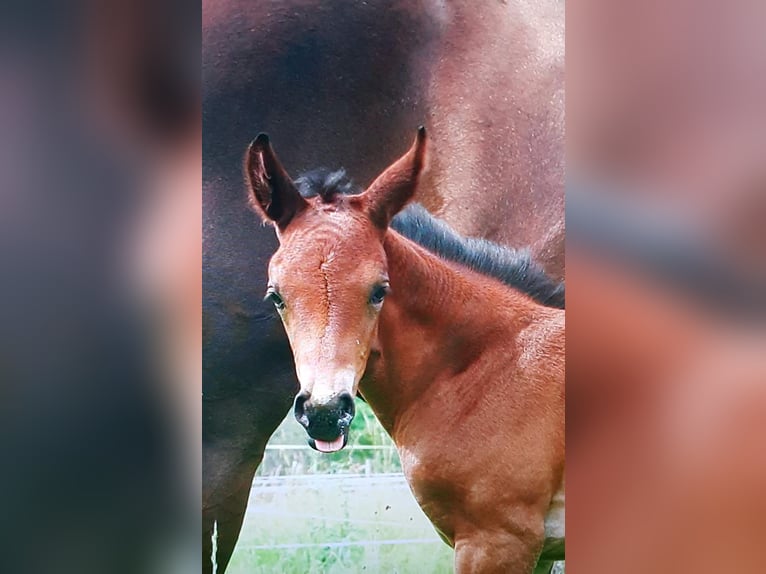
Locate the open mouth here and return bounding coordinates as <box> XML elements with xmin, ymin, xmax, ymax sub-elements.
<box><xmin>307</xmin><ymin>428</ymin><xmax>349</xmax><ymax>453</ymax></box>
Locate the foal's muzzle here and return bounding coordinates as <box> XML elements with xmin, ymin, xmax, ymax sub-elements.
<box><xmin>293</xmin><ymin>390</ymin><xmax>355</xmax><ymax>453</ymax></box>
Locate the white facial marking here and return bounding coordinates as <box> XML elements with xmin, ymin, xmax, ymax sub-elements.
<box><xmin>310</xmin><ymin>367</ymin><xmax>357</xmax><ymax>405</ymax></box>
<box><xmin>295</xmin><ymin>363</ymin><xmax>317</xmax><ymax>393</ymax></box>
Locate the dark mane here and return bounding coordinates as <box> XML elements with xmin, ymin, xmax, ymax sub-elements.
<box><xmin>392</xmin><ymin>205</ymin><xmax>565</xmax><ymax>308</ymax></box>
<box><xmin>295</xmin><ymin>168</ymin><xmax>359</xmax><ymax>203</ymax></box>
<box><xmin>295</xmin><ymin>168</ymin><xmax>565</xmax><ymax>309</ymax></box>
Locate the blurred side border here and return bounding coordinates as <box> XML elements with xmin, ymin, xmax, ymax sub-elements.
<box><xmin>0</xmin><ymin>1</ymin><xmax>200</xmax><ymax>573</ymax></box>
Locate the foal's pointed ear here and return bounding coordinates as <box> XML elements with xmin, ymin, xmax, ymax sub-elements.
<box><xmin>364</xmin><ymin>127</ymin><xmax>427</xmax><ymax>229</ymax></box>
<box><xmin>245</xmin><ymin>134</ymin><xmax>308</xmax><ymax>231</ymax></box>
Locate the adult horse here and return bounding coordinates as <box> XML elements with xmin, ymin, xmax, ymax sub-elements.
<box><xmin>203</xmin><ymin>0</ymin><xmax>563</xmax><ymax>570</ymax></box>
<box><xmin>245</xmin><ymin>128</ymin><xmax>564</xmax><ymax>573</ymax></box>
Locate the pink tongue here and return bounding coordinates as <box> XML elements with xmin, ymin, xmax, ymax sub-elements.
<box><xmin>314</xmin><ymin>435</ymin><xmax>345</xmax><ymax>453</ymax></box>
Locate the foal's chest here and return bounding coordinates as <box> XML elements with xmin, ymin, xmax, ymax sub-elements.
<box><xmin>396</xmin><ymin>443</ymin><xmax>461</xmax><ymax>545</ymax></box>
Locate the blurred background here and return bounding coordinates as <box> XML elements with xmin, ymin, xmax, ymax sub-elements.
<box><xmin>567</xmin><ymin>0</ymin><xmax>766</xmax><ymax>573</ymax></box>
<box><xmin>226</xmin><ymin>404</ymin><xmax>453</xmax><ymax>573</ymax></box>
<box><xmin>0</xmin><ymin>0</ymin><xmax>764</xmax><ymax>573</ymax></box>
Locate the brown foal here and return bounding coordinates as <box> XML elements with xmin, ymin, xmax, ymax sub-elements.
<box><xmin>245</xmin><ymin>129</ymin><xmax>565</xmax><ymax>573</ymax></box>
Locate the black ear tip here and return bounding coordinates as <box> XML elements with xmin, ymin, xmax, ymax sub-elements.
<box><xmin>252</xmin><ymin>133</ymin><xmax>270</xmax><ymax>148</ymax></box>
<box><xmin>417</xmin><ymin>125</ymin><xmax>426</xmax><ymax>138</ymax></box>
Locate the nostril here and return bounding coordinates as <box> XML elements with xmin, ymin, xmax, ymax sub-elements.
<box><xmin>338</xmin><ymin>392</ymin><xmax>355</xmax><ymax>423</ymax></box>
<box><xmin>293</xmin><ymin>391</ymin><xmax>311</xmax><ymax>428</ymax></box>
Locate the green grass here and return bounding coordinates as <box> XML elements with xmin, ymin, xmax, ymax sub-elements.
<box><xmin>226</xmin><ymin>399</ymin><xmax>455</xmax><ymax>573</ymax></box>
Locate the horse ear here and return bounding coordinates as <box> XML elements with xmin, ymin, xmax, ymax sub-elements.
<box><xmin>364</xmin><ymin>127</ymin><xmax>427</xmax><ymax>228</ymax></box>
<box><xmin>245</xmin><ymin>134</ymin><xmax>308</xmax><ymax>230</ymax></box>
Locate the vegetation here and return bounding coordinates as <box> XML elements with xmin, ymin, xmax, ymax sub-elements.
<box><xmin>226</xmin><ymin>399</ymin><xmax>454</xmax><ymax>573</ymax></box>
<box><xmin>258</xmin><ymin>399</ymin><xmax>402</xmax><ymax>477</ymax></box>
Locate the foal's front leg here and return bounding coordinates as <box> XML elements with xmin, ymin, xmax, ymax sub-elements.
<box><xmin>453</xmin><ymin>530</ymin><xmax>544</xmax><ymax>574</ymax></box>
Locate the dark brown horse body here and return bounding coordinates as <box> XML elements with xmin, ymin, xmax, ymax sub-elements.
<box><xmin>203</xmin><ymin>0</ymin><xmax>563</xmax><ymax>270</ymax></box>
<box><xmin>203</xmin><ymin>1</ymin><xmax>563</xmax><ymax>570</ymax></box>
<box><xmin>247</xmin><ymin>131</ymin><xmax>565</xmax><ymax>573</ymax></box>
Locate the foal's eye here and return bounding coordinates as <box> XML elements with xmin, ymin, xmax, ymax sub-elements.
<box><xmin>369</xmin><ymin>284</ymin><xmax>389</xmax><ymax>306</ymax></box>
<box><xmin>265</xmin><ymin>288</ymin><xmax>285</xmax><ymax>311</ymax></box>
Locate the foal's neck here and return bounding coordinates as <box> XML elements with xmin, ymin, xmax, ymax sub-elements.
<box><xmin>360</xmin><ymin>229</ymin><xmax>533</xmax><ymax>436</ymax></box>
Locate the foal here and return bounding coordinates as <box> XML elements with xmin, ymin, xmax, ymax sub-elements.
<box><xmin>245</xmin><ymin>129</ymin><xmax>565</xmax><ymax>573</ymax></box>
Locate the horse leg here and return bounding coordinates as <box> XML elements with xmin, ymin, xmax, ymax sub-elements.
<box><xmin>202</xmin><ymin>511</ymin><xmax>214</xmax><ymax>574</ymax></box>
<box><xmin>202</xmin><ymin>458</ymin><xmax>260</xmax><ymax>573</ymax></box>
<box><xmin>454</xmin><ymin>531</ymin><xmax>544</xmax><ymax>574</ymax></box>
